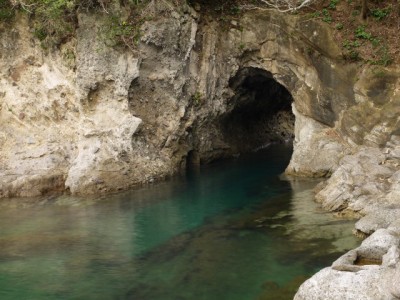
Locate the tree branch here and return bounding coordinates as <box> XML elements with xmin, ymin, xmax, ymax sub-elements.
<box><xmin>259</xmin><ymin>0</ymin><xmax>314</xmax><ymax>12</ymax></box>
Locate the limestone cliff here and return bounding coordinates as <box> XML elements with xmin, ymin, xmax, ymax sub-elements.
<box><xmin>0</xmin><ymin>1</ymin><xmax>362</xmax><ymax>197</ymax></box>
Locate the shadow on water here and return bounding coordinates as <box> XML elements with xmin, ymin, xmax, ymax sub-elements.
<box><xmin>0</xmin><ymin>144</ymin><xmax>359</xmax><ymax>300</ymax></box>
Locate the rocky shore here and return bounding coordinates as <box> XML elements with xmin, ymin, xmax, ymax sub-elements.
<box><xmin>292</xmin><ymin>145</ymin><xmax>400</xmax><ymax>299</ymax></box>
<box><xmin>288</xmin><ymin>64</ymin><xmax>400</xmax><ymax>298</ymax></box>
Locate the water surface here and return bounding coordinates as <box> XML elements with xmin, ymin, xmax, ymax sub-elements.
<box><xmin>0</xmin><ymin>145</ymin><xmax>359</xmax><ymax>300</ymax></box>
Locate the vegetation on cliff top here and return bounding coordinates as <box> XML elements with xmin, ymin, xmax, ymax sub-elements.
<box><xmin>306</xmin><ymin>0</ymin><xmax>400</xmax><ymax>66</ymax></box>
<box><xmin>1</xmin><ymin>0</ymin><xmax>399</xmax><ymax>65</ymax></box>
<box><xmin>0</xmin><ymin>0</ymin><xmax>150</xmax><ymax>49</ymax></box>
<box><xmin>189</xmin><ymin>0</ymin><xmax>399</xmax><ymax>65</ymax></box>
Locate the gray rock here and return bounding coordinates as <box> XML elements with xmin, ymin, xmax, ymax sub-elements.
<box><xmin>296</xmin><ymin>229</ymin><xmax>400</xmax><ymax>300</ymax></box>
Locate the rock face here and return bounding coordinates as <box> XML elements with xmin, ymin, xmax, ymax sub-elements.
<box><xmin>285</xmin><ymin>105</ymin><xmax>349</xmax><ymax>177</ymax></box>
<box><xmin>295</xmin><ymin>229</ymin><xmax>400</xmax><ymax>300</ymax></box>
<box><xmin>1</xmin><ymin>3</ymin><xmax>359</xmax><ymax>197</ymax></box>
<box><xmin>0</xmin><ymin>14</ymin><xmax>141</xmax><ymax>197</ymax></box>
<box><xmin>294</xmin><ymin>66</ymin><xmax>400</xmax><ymax>299</ymax></box>
<box><xmin>296</xmin><ymin>143</ymin><xmax>400</xmax><ymax>299</ymax></box>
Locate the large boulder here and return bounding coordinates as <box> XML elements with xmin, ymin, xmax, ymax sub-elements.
<box><xmin>295</xmin><ymin>229</ymin><xmax>400</xmax><ymax>300</ymax></box>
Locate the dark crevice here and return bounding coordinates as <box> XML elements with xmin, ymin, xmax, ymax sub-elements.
<box><xmin>186</xmin><ymin>150</ymin><xmax>200</xmax><ymax>170</ymax></box>
<box><xmin>221</xmin><ymin>67</ymin><xmax>294</xmax><ymax>153</ymax></box>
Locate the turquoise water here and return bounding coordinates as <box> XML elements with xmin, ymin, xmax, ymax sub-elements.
<box><xmin>0</xmin><ymin>145</ymin><xmax>359</xmax><ymax>300</ymax></box>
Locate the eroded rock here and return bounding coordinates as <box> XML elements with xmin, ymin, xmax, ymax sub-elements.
<box><xmin>1</xmin><ymin>4</ymin><xmax>357</xmax><ymax>197</ymax></box>
<box><xmin>296</xmin><ymin>229</ymin><xmax>400</xmax><ymax>300</ymax></box>
<box><xmin>286</xmin><ymin>105</ymin><xmax>348</xmax><ymax>177</ymax></box>
<box><xmin>295</xmin><ymin>136</ymin><xmax>400</xmax><ymax>299</ymax></box>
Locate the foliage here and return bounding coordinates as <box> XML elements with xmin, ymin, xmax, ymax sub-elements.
<box><xmin>342</xmin><ymin>39</ymin><xmax>360</xmax><ymax>49</ymax></box>
<box><xmin>308</xmin><ymin>1</ymin><xmax>339</xmax><ymax>22</ymax></box>
<box><xmin>100</xmin><ymin>14</ymin><xmax>142</xmax><ymax>50</ymax></box>
<box><xmin>342</xmin><ymin>38</ymin><xmax>360</xmax><ymax>60</ymax></box>
<box><xmin>1</xmin><ymin>0</ymin><xmax>147</xmax><ymax>50</ymax></box>
<box><xmin>371</xmin><ymin>6</ymin><xmax>391</xmax><ymax>20</ymax></box>
<box><xmin>370</xmin><ymin>44</ymin><xmax>392</xmax><ymax>66</ymax></box>
<box><xmin>370</xmin><ymin>37</ymin><xmax>380</xmax><ymax>48</ymax></box>
<box><xmin>328</xmin><ymin>0</ymin><xmax>339</xmax><ymax>10</ymax></box>
<box><xmin>191</xmin><ymin>91</ymin><xmax>204</xmax><ymax>107</ymax></box>
<box><xmin>342</xmin><ymin>49</ymin><xmax>360</xmax><ymax>61</ymax></box>
<box><xmin>2</xmin><ymin>0</ymin><xmax>80</xmax><ymax>47</ymax></box>
<box><xmin>309</xmin><ymin>10</ymin><xmax>319</xmax><ymax>17</ymax></box>
<box><xmin>31</xmin><ymin>0</ymin><xmax>76</xmax><ymax>48</ymax></box>
<box><xmin>1</xmin><ymin>0</ymin><xmax>398</xmax><ymax>66</ymax></box>
<box><xmin>335</xmin><ymin>22</ymin><xmax>343</xmax><ymax>30</ymax></box>
<box><xmin>341</xmin><ymin>25</ymin><xmax>393</xmax><ymax>65</ymax></box>
<box><xmin>260</xmin><ymin>0</ymin><xmax>397</xmax><ymax>66</ymax></box>
<box><xmin>0</xmin><ymin>0</ymin><xmax>14</xmax><ymax>21</ymax></box>
<box><xmin>230</xmin><ymin>5</ymin><xmax>241</xmax><ymax>15</ymax></box>
<box><xmin>354</xmin><ymin>25</ymin><xmax>371</xmax><ymax>40</ymax></box>
<box><xmin>321</xmin><ymin>8</ymin><xmax>332</xmax><ymax>22</ymax></box>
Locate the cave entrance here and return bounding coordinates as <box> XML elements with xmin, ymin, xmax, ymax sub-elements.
<box><xmin>221</xmin><ymin>67</ymin><xmax>294</xmax><ymax>153</ymax></box>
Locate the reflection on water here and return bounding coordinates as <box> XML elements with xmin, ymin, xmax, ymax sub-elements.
<box><xmin>0</xmin><ymin>145</ymin><xmax>359</xmax><ymax>300</ymax></box>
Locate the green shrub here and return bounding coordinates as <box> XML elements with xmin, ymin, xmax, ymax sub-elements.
<box><xmin>230</xmin><ymin>5</ymin><xmax>240</xmax><ymax>15</ymax></box>
<box><xmin>370</xmin><ymin>37</ymin><xmax>380</xmax><ymax>48</ymax></box>
<box><xmin>355</xmin><ymin>25</ymin><xmax>372</xmax><ymax>40</ymax></box>
<box><xmin>1</xmin><ymin>0</ymin><xmax>78</xmax><ymax>47</ymax></box>
<box><xmin>342</xmin><ymin>39</ymin><xmax>360</xmax><ymax>50</ymax></box>
<box><xmin>309</xmin><ymin>11</ymin><xmax>320</xmax><ymax>18</ymax></box>
<box><xmin>191</xmin><ymin>91</ymin><xmax>203</xmax><ymax>107</ymax></box>
<box><xmin>101</xmin><ymin>15</ymin><xmax>142</xmax><ymax>50</ymax></box>
<box><xmin>335</xmin><ymin>22</ymin><xmax>344</xmax><ymax>30</ymax></box>
<box><xmin>371</xmin><ymin>7</ymin><xmax>391</xmax><ymax>20</ymax></box>
<box><xmin>0</xmin><ymin>0</ymin><xmax>147</xmax><ymax>49</ymax></box>
<box><xmin>322</xmin><ymin>8</ymin><xmax>332</xmax><ymax>23</ymax></box>
<box><xmin>0</xmin><ymin>0</ymin><xmax>14</xmax><ymax>21</ymax></box>
<box><xmin>343</xmin><ymin>49</ymin><xmax>360</xmax><ymax>61</ymax></box>
<box><xmin>34</xmin><ymin>27</ymin><xmax>48</xmax><ymax>41</ymax></box>
<box><xmin>371</xmin><ymin>45</ymin><xmax>392</xmax><ymax>66</ymax></box>
<box><xmin>349</xmin><ymin>50</ymin><xmax>360</xmax><ymax>60</ymax></box>
<box><xmin>328</xmin><ymin>0</ymin><xmax>339</xmax><ymax>10</ymax></box>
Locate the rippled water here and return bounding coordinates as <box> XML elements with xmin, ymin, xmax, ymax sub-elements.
<box><xmin>0</xmin><ymin>145</ymin><xmax>359</xmax><ymax>300</ymax></box>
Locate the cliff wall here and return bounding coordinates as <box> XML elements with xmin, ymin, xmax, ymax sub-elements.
<box><xmin>0</xmin><ymin>3</ymin><xmax>363</xmax><ymax>197</ymax></box>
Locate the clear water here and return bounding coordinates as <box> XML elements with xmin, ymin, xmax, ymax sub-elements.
<box><xmin>0</xmin><ymin>145</ymin><xmax>359</xmax><ymax>300</ymax></box>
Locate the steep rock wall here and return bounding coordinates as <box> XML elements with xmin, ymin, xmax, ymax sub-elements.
<box><xmin>2</xmin><ymin>2</ymin><xmax>399</xmax><ymax>199</ymax></box>
<box><xmin>0</xmin><ymin>14</ymin><xmax>141</xmax><ymax>197</ymax></box>
<box><xmin>2</xmin><ymin>4</ymin><xmax>353</xmax><ymax>197</ymax></box>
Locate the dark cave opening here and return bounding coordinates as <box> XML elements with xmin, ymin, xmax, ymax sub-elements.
<box><xmin>221</xmin><ymin>67</ymin><xmax>295</xmax><ymax>153</ymax></box>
